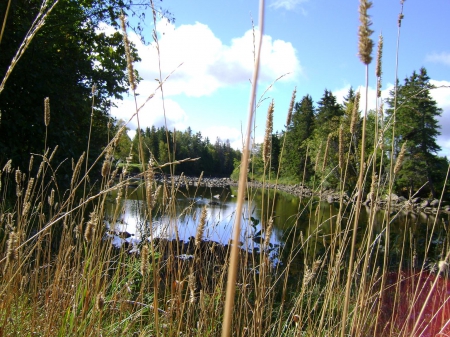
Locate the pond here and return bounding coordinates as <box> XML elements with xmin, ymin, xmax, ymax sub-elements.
<box><xmin>104</xmin><ymin>182</ymin><xmax>448</xmax><ymax>267</ymax></box>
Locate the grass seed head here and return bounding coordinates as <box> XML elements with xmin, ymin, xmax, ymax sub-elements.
<box><xmin>263</xmin><ymin>100</ymin><xmax>274</xmax><ymax>165</ymax></box>
<box><xmin>358</xmin><ymin>0</ymin><xmax>374</xmax><ymax>65</ymax></box>
<box><xmin>394</xmin><ymin>141</ymin><xmax>407</xmax><ymax>175</ymax></box>
<box><xmin>120</xmin><ymin>13</ymin><xmax>136</xmax><ymax>91</ymax></box>
<box><xmin>44</xmin><ymin>97</ymin><xmax>50</xmax><ymax>126</ymax></box>
<box><xmin>339</xmin><ymin>126</ymin><xmax>344</xmax><ymax>170</ymax></box>
<box><xmin>350</xmin><ymin>92</ymin><xmax>361</xmax><ymax>134</ymax></box>
<box><xmin>195</xmin><ymin>206</ymin><xmax>208</xmax><ymax>248</ymax></box>
<box><xmin>4</xmin><ymin>231</ymin><xmax>19</xmax><ymax>271</ymax></box>
<box><xmin>84</xmin><ymin>209</ymin><xmax>98</xmax><ymax>243</ymax></box>
<box><xmin>3</xmin><ymin>159</ymin><xmax>12</xmax><ymax>173</ymax></box>
<box><xmin>263</xmin><ymin>217</ymin><xmax>273</xmax><ymax>249</ymax></box>
<box><xmin>286</xmin><ymin>87</ymin><xmax>296</xmax><ymax>126</ymax></box>
<box><xmin>376</xmin><ymin>33</ymin><xmax>383</xmax><ymax>97</ymax></box>
<box><xmin>96</xmin><ymin>292</ymin><xmax>105</xmax><ymax>311</ymax></box>
<box><xmin>140</xmin><ymin>244</ymin><xmax>149</xmax><ymax>275</ymax></box>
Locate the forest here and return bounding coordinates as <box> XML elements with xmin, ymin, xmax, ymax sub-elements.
<box><xmin>243</xmin><ymin>69</ymin><xmax>449</xmax><ymax>198</ymax></box>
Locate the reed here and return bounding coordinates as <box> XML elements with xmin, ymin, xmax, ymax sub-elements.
<box><xmin>1</xmin><ymin>0</ymin><xmax>449</xmax><ymax>336</ymax></box>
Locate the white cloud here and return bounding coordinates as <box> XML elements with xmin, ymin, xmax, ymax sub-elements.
<box><xmin>430</xmin><ymin>80</ymin><xmax>450</xmax><ymax>157</ymax></box>
<box><xmin>202</xmin><ymin>126</ymin><xmax>243</xmax><ymax>150</ymax></box>
<box><xmin>425</xmin><ymin>52</ymin><xmax>450</xmax><ymax>67</ymax></box>
<box><xmin>111</xmin><ymin>97</ymin><xmax>188</xmax><ymax>136</ymax></box>
<box><xmin>334</xmin><ymin>84</ymin><xmax>392</xmax><ymax>113</ymax></box>
<box><xmin>270</xmin><ymin>0</ymin><xmax>309</xmax><ymax>11</ymax></box>
<box><xmin>334</xmin><ymin>81</ymin><xmax>450</xmax><ymax>158</ymax></box>
<box><xmin>125</xmin><ymin>20</ymin><xmax>301</xmax><ymax>98</ymax></box>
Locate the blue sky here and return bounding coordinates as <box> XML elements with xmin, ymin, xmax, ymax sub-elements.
<box><xmin>110</xmin><ymin>0</ymin><xmax>450</xmax><ymax>157</ymax></box>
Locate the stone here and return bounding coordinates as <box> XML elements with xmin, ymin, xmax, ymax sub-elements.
<box><xmin>430</xmin><ymin>199</ymin><xmax>440</xmax><ymax>207</ymax></box>
<box><xmin>420</xmin><ymin>200</ymin><xmax>430</xmax><ymax>208</ymax></box>
<box><xmin>398</xmin><ymin>196</ymin><xmax>407</xmax><ymax>203</ymax></box>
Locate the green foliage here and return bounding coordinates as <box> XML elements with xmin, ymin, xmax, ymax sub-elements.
<box><xmin>282</xmin><ymin>95</ymin><xmax>315</xmax><ymax>181</ymax></box>
<box><xmin>130</xmin><ymin>126</ymin><xmax>241</xmax><ymax>176</ymax></box>
<box><xmin>0</xmin><ymin>0</ymin><xmax>142</xmax><ymax>175</ymax></box>
<box><xmin>386</xmin><ymin>67</ymin><xmax>444</xmax><ymax>196</ymax></box>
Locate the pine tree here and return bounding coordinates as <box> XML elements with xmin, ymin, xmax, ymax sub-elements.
<box><xmin>282</xmin><ymin>94</ymin><xmax>315</xmax><ymax>181</ymax></box>
<box><xmin>309</xmin><ymin>90</ymin><xmax>344</xmax><ymax>188</ymax></box>
<box><xmin>386</xmin><ymin>67</ymin><xmax>443</xmax><ymax>196</ymax></box>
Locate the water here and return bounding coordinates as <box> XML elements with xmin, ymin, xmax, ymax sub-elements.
<box><xmin>104</xmin><ymin>183</ymin><xmax>448</xmax><ymax>266</ymax></box>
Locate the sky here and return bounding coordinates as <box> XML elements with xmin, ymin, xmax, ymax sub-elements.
<box><xmin>109</xmin><ymin>0</ymin><xmax>450</xmax><ymax>157</ymax></box>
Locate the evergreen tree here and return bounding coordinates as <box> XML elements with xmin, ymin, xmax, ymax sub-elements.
<box><xmin>282</xmin><ymin>94</ymin><xmax>315</xmax><ymax>180</ymax></box>
<box><xmin>386</xmin><ymin>67</ymin><xmax>443</xmax><ymax>196</ymax></box>
<box><xmin>309</xmin><ymin>90</ymin><xmax>343</xmax><ymax>188</ymax></box>
<box><xmin>315</xmin><ymin>89</ymin><xmax>344</xmax><ymax>138</ymax></box>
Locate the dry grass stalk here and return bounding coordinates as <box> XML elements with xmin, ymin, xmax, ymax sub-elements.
<box><xmin>339</xmin><ymin>126</ymin><xmax>344</xmax><ymax>170</ymax></box>
<box><xmin>394</xmin><ymin>141</ymin><xmax>407</xmax><ymax>175</ymax></box>
<box><xmin>322</xmin><ymin>134</ymin><xmax>332</xmax><ymax>172</ymax></box>
<box><xmin>314</xmin><ymin>141</ymin><xmax>322</xmax><ymax>173</ymax></box>
<box><xmin>263</xmin><ymin>217</ymin><xmax>273</xmax><ymax>249</ymax></box>
<box><xmin>140</xmin><ymin>244</ymin><xmax>149</xmax><ymax>276</ymax></box>
<box><xmin>28</xmin><ymin>155</ymin><xmax>34</xmax><ymax>173</ymax></box>
<box><xmin>71</xmin><ymin>152</ymin><xmax>85</xmax><ymax>188</ymax></box>
<box><xmin>48</xmin><ymin>145</ymin><xmax>58</xmax><ymax>163</ymax></box>
<box><xmin>3</xmin><ymin>159</ymin><xmax>12</xmax><ymax>173</ymax></box>
<box><xmin>263</xmin><ymin>100</ymin><xmax>274</xmax><ymax>165</ymax></box>
<box><xmin>376</xmin><ymin>34</ymin><xmax>383</xmax><ymax>97</ymax></box>
<box><xmin>286</xmin><ymin>87</ymin><xmax>296</xmax><ymax>126</ymax></box>
<box><xmin>358</xmin><ymin>0</ymin><xmax>374</xmax><ymax>65</ymax></box>
<box><xmin>145</xmin><ymin>166</ymin><xmax>155</xmax><ymax>210</ymax></box>
<box><xmin>84</xmin><ymin>209</ymin><xmax>98</xmax><ymax>243</ymax></box>
<box><xmin>350</xmin><ymin>92</ymin><xmax>360</xmax><ymax>134</ymax></box>
<box><xmin>188</xmin><ymin>271</ymin><xmax>196</xmax><ymax>304</ymax></box>
<box><xmin>24</xmin><ymin>177</ymin><xmax>34</xmax><ymax>204</ymax></box>
<box><xmin>96</xmin><ymin>292</ymin><xmax>105</xmax><ymax>311</ymax></box>
<box><xmin>44</xmin><ymin>97</ymin><xmax>50</xmax><ymax>126</ymax></box>
<box><xmin>4</xmin><ymin>231</ymin><xmax>18</xmax><ymax>270</ymax></box>
<box><xmin>119</xmin><ymin>13</ymin><xmax>136</xmax><ymax>91</ymax></box>
<box><xmin>195</xmin><ymin>206</ymin><xmax>207</xmax><ymax>248</ymax></box>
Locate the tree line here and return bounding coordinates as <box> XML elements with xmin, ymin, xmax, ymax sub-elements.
<box><xmin>114</xmin><ymin>124</ymin><xmax>241</xmax><ymax>176</ymax></box>
<box><xmin>247</xmin><ymin>67</ymin><xmax>448</xmax><ymax>198</ymax></box>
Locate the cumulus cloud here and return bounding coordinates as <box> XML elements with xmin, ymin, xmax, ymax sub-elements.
<box><xmin>426</xmin><ymin>52</ymin><xmax>450</xmax><ymax>67</ymax></box>
<box><xmin>270</xmin><ymin>0</ymin><xmax>309</xmax><ymax>11</ymax></box>
<box><xmin>334</xmin><ymin>81</ymin><xmax>450</xmax><ymax>158</ymax></box>
<box><xmin>333</xmin><ymin>84</ymin><xmax>392</xmax><ymax>112</ymax></box>
<box><xmin>430</xmin><ymin>80</ymin><xmax>450</xmax><ymax>157</ymax></box>
<box><xmin>106</xmin><ymin>19</ymin><xmax>301</xmax><ymax>147</ymax></box>
<box><xmin>202</xmin><ymin>126</ymin><xmax>244</xmax><ymax>150</ymax></box>
<box><xmin>111</xmin><ymin>97</ymin><xmax>188</xmax><ymax>136</ymax></box>
<box><xmin>126</xmin><ymin>20</ymin><xmax>301</xmax><ymax>98</ymax></box>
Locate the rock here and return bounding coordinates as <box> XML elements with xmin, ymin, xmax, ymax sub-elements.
<box><xmin>366</xmin><ymin>191</ymin><xmax>375</xmax><ymax>202</ymax></box>
<box><xmin>420</xmin><ymin>200</ymin><xmax>430</xmax><ymax>208</ymax></box>
<box><xmin>326</xmin><ymin>195</ymin><xmax>335</xmax><ymax>203</ymax></box>
<box><xmin>411</xmin><ymin>197</ymin><xmax>421</xmax><ymax>204</ymax></box>
<box><xmin>385</xmin><ymin>193</ymin><xmax>399</xmax><ymax>203</ymax></box>
<box><xmin>430</xmin><ymin>199</ymin><xmax>440</xmax><ymax>207</ymax></box>
<box><xmin>398</xmin><ymin>196</ymin><xmax>407</xmax><ymax>203</ymax></box>
<box><xmin>424</xmin><ymin>207</ymin><xmax>433</xmax><ymax>214</ymax></box>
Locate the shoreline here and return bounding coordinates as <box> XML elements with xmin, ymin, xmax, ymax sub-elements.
<box><xmin>146</xmin><ymin>174</ymin><xmax>450</xmax><ymax>216</ymax></box>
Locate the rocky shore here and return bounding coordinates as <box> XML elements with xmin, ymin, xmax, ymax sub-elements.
<box><xmin>142</xmin><ymin>174</ymin><xmax>450</xmax><ymax>216</ymax></box>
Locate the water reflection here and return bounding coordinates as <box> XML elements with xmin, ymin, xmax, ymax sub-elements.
<box><xmin>105</xmin><ymin>184</ymin><xmax>447</xmax><ymax>267</ymax></box>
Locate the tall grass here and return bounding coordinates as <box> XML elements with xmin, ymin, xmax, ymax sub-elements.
<box><xmin>1</xmin><ymin>0</ymin><xmax>450</xmax><ymax>336</ymax></box>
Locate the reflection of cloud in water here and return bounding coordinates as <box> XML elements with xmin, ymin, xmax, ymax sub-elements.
<box><xmin>105</xmin><ymin>194</ymin><xmax>283</xmax><ymax>254</ymax></box>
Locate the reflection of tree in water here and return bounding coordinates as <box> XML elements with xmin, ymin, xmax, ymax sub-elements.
<box><xmin>107</xmin><ymin>184</ymin><xmax>447</xmax><ymax>276</ymax></box>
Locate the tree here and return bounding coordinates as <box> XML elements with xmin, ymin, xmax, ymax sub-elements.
<box><xmin>0</xmin><ymin>0</ymin><xmax>148</xmax><ymax>176</ymax></box>
<box><xmin>386</xmin><ymin>68</ymin><xmax>443</xmax><ymax>196</ymax></box>
<box><xmin>282</xmin><ymin>94</ymin><xmax>316</xmax><ymax>181</ymax></box>
<box><xmin>309</xmin><ymin>90</ymin><xmax>343</xmax><ymax>188</ymax></box>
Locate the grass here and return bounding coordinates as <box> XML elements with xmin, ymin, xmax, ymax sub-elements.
<box><xmin>1</xmin><ymin>0</ymin><xmax>450</xmax><ymax>336</ymax></box>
